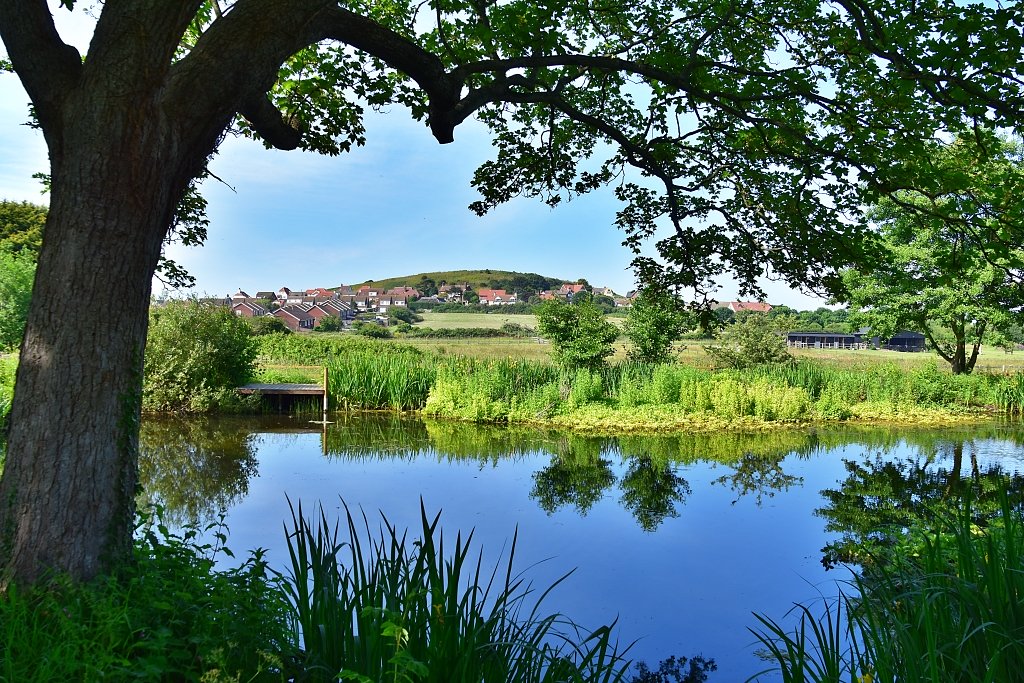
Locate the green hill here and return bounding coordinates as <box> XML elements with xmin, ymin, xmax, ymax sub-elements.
<box><xmin>348</xmin><ymin>270</ymin><xmax>572</xmax><ymax>296</ymax></box>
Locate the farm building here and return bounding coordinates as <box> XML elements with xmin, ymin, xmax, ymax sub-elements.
<box><xmin>785</xmin><ymin>329</ymin><xmax>926</xmax><ymax>352</ymax></box>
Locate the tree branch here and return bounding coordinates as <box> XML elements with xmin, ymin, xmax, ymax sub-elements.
<box><xmin>0</xmin><ymin>0</ymin><xmax>82</xmax><ymax>127</ymax></box>
<box><xmin>171</xmin><ymin>0</ymin><xmax>460</xmax><ymax>148</ymax></box>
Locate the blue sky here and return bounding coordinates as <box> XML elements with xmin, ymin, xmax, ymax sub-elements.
<box><xmin>0</xmin><ymin>4</ymin><xmax>831</xmax><ymax>308</ymax></box>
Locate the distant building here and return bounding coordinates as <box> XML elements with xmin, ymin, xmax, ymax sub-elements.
<box><xmin>724</xmin><ymin>301</ymin><xmax>773</xmax><ymax>314</ymax></box>
<box><xmin>477</xmin><ymin>288</ymin><xmax>518</xmax><ymax>306</ymax></box>
<box><xmin>786</xmin><ymin>328</ymin><xmax>926</xmax><ymax>351</ymax></box>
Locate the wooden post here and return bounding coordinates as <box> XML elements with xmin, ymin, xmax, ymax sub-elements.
<box><xmin>322</xmin><ymin>365</ymin><xmax>329</xmax><ymax>415</ymax></box>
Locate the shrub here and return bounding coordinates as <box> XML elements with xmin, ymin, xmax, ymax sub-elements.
<box><xmin>354</xmin><ymin>322</ymin><xmax>393</xmax><ymax>338</ymax></box>
<box><xmin>536</xmin><ymin>298</ymin><xmax>619</xmax><ymax>370</ymax></box>
<box><xmin>246</xmin><ymin>315</ymin><xmax>291</xmax><ymax>335</ymax></box>
<box><xmin>703</xmin><ymin>313</ymin><xmax>792</xmax><ymax>369</ymax></box>
<box><xmin>0</xmin><ymin>511</ymin><xmax>291</xmax><ymax>682</ymax></box>
<box><xmin>624</xmin><ymin>289</ymin><xmax>690</xmax><ymax>363</ymax></box>
<box><xmin>315</xmin><ymin>314</ymin><xmax>343</xmax><ymax>332</ymax></box>
<box><xmin>144</xmin><ymin>301</ymin><xmax>256</xmax><ymax>412</ymax></box>
<box><xmin>0</xmin><ymin>248</ymin><xmax>35</xmax><ymax>351</ymax></box>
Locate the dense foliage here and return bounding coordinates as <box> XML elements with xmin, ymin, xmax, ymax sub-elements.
<box><xmin>0</xmin><ymin>200</ymin><xmax>46</xmax><ymax>256</ymax></box>
<box><xmin>0</xmin><ymin>515</ymin><xmax>291</xmax><ymax>682</ymax></box>
<box><xmin>536</xmin><ymin>298</ymin><xmax>620</xmax><ymax>370</ymax></box>
<box><xmin>624</xmin><ymin>289</ymin><xmax>690</xmax><ymax>364</ymax></box>
<box><xmin>0</xmin><ymin>249</ymin><xmax>35</xmax><ymax>351</ymax></box>
<box><xmin>842</xmin><ymin>133</ymin><xmax>1024</xmax><ymax>374</ymax></box>
<box><xmin>704</xmin><ymin>314</ymin><xmax>794</xmax><ymax>369</ymax></box>
<box><xmin>144</xmin><ymin>301</ymin><xmax>257</xmax><ymax>412</ymax></box>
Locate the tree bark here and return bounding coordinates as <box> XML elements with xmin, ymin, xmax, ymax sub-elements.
<box><xmin>0</xmin><ymin>76</ymin><xmax>211</xmax><ymax>585</ymax></box>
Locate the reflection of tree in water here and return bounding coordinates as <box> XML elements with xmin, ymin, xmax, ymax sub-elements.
<box><xmin>619</xmin><ymin>456</ymin><xmax>691</xmax><ymax>532</ymax></box>
<box><xmin>712</xmin><ymin>452</ymin><xmax>803</xmax><ymax>506</ymax></box>
<box><xmin>817</xmin><ymin>439</ymin><xmax>1024</xmax><ymax>568</ymax></box>
<box><xmin>138</xmin><ymin>417</ymin><xmax>259</xmax><ymax>526</ymax></box>
<box><xmin>530</xmin><ymin>435</ymin><xmax>616</xmax><ymax>516</ymax></box>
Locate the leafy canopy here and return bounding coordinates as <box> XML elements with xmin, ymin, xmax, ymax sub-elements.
<box><xmin>842</xmin><ymin>131</ymin><xmax>1024</xmax><ymax>374</ymax></box>
<box><xmin>32</xmin><ymin>0</ymin><xmax>1024</xmax><ymax>304</ymax></box>
<box><xmin>0</xmin><ymin>200</ymin><xmax>46</xmax><ymax>256</ymax></box>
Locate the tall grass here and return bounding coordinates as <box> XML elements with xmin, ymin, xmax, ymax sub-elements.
<box><xmin>282</xmin><ymin>499</ymin><xmax>633</xmax><ymax>683</ymax></box>
<box><xmin>255</xmin><ymin>333</ymin><xmax>1024</xmax><ymax>422</ymax></box>
<box><xmin>326</xmin><ymin>348</ymin><xmax>440</xmax><ymax>411</ymax></box>
<box><xmin>749</xmin><ymin>495</ymin><xmax>1024</xmax><ymax>682</ymax></box>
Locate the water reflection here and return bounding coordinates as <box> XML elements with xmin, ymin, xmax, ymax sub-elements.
<box><xmin>134</xmin><ymin>413</ymin><xmax>1024</xmax><ymax>680</ymax></box>
<box><xmin>817</xmin><ymin>432</ymin><xmax>1024</xmax><ymax>568</ymax></box>
<box><xmin>530</xmin><ymin>437</ymin><xmax>616</xmax><ymax>516</ymax></box>
<box><xmin>138</xmin><ymin>414</ymin><xmax>1024</xmax><ymax>538</ymax></box>
<box><xmin>138</xmin><ymin>416</ymin><xmax>260</xmax><ymax>526</ymax></box>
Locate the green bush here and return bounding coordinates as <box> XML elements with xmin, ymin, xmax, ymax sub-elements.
<box><xmin>0</xmin><ymin>249</ymin><xmax>35</xmax><ymax>351</ymax></box>
<box><xmin>246</xmin><ymin>315</ymin><xmax>291</xmax><ymax>335</ymax></box>
<box><xmin>624</xmin><ymin>289</ymin><xmax>690</xmax><ymax>364</ymax></box>
<box><xmin>536</xmin><ymin>298</ymin><xmax>619</xmax><ymax>370</ymax></box>
<box><xmin>144</xmin><ymin>301</ymin><xmax>257</xmax><ymax>412</ymax></box>
<box><xmin>704</xmin><ymin>313</ymin><xmax>792</xmax><ymax>369</ymax></box>
<box><xmin>0</xmin><ymin>512</ymin><xmax>291</xmax><ymax>682</ymax></box>
<box><xmin>354</xmin><ymin>322</ymin><xmax>393</xmax><ymax>339</ymax></box>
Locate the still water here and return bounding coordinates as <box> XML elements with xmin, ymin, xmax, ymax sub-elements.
<box><xmin>138</xmin><ymin>414</ymin><xmax>1024</xmax><ymax>680</ymax></box>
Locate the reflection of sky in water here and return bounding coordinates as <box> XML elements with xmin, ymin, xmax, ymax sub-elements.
<box><xmin>140</xmin><ymin>416</ymin><xmax>1024</xmax><ymax>682</ymax></box>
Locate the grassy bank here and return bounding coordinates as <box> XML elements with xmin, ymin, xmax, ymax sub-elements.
<box><xmin>254</xmin><ymin>336</ymin><xmax>1022</xmax><ymax>430</ymax></box>
<box><xmin>751</xmin><ymin>496</ymin><xmax>1024</xmax><ymax>682</ymax></box>
<box><xmin>0</xmin><ymin>505</ymin><xmax>667</xmax><ymax>682</ymax></box>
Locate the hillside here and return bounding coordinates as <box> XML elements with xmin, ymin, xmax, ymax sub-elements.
<box><xmin>349</xmin><ymin>269</ymin><xmax>572</xmax><ymax>295</ymax></box>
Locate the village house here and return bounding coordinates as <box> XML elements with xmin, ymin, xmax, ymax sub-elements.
<box><xmin>386</xmin><ymin>286</ymin><xmax>420</xmax><ymax>300</ymax></box>
<box><xmin>273</xmin><ymin>305</ymin><xmax>315</xmax><ymax>331</ymax></box>
<box><xmin>378</xmin><ymin>294</ymin><xmax>408</xmax><ymax>311</ymax></box>
<box><xmin>723</xmin><ymin>301</ymin><xmax>773</xmax><ymax>314</ymax></box>
<box><xmin>230</xmin><ymin>300</ymin><xmax>266</xmax><ymax>318</ymax></box>
<box><xmin>557</xmin><ymin>283</ymin><xmax>587</xmax><ymax>299</ymax></box>
<box><xmin>477</xmin><ymin>288</ymin><xmax>518</xmax><ymax>306</ymax></box>
<box><xmin>437</xmin><ymin>283</ymin><xmax>468</xmax><ymax>302</ymax></box>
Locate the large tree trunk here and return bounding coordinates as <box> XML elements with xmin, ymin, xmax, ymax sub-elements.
<box><xmin>0</xmin><ymin>96</ymin><xmax>204</xmax><ymax>584</ymax></box>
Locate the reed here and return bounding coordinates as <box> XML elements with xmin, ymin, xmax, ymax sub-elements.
<box><xmin>282</xmin><ymin>499</ymin><xmax>633</xmax><ymax>683</ymax></box>
<box><xmin>326</xmin><ymin>348</ymin><xmax>440</xmax><ymax>411</ymax></box>
<box><xmin>749</xmin><ymin>495</ymin><xmax>1024</xmax><ymax>683</ymax></box>
<box><xmin>237</xmin><ymin>334</ymin><xmax>1024</xmax><ymax>423</ymax></box>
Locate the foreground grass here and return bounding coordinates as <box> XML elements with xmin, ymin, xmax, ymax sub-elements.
<box><xmin>0</xmin><ymin>505</ymin><xmax>653</xmax><ymax>682</ymax></box>
<box><xmin>749</xmin><ymin>496</ymin><xmax>1024</xmax><ymax>683</ymax></box>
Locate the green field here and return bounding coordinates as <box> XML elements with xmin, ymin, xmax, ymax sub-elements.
<box><xmin>415</xmin><ymin>311</ymin><xmax>626</xmax><ymax>330</ymax></box>
<box><xmin>415</xmin><ymin>311</ymin><xmax>539</xmax><ymax>329</ymax></box>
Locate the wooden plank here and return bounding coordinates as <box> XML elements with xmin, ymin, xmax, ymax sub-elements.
<box><xmin>237</xmin><ymin>383</ymin><xmax>325</xmax><ymax>396</ymax></box>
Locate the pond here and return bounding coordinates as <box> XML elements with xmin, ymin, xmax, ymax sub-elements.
<box><xmin>138</xmin><ymin>414</ymin><xmax>1024</xmax><ymax>681</ymax></box>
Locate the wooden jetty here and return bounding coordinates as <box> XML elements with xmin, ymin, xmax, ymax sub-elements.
<box><xmin>237</xmin><ymin>367</ymin><xmax>328</xmax><ymax>414</ymax></box>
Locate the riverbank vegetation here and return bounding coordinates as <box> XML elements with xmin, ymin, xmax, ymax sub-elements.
<box><xmin>751</xmin><ymin>495</ymin><xmax>1024</xmax><ymax>683</ymax></box>
<box><xmin>253</xmin><ymin>334</ymin><xmax>1023</xmax><ymax>429</ymax></box>
<box><xmin>0</xmin><ymin>503</ymin><xmax>697</xmax><ymax>682</ymax></box>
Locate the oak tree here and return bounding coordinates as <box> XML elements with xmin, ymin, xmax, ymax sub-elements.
<box><xmin>0</xmin><ymin>0</ymin><xmax>1020</xmax><ymax>583</ymax></box>
<box><xmin>842</xmin><ymin>133</ymin><xmax>1024</xmax><ymax>374</ymax></box>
